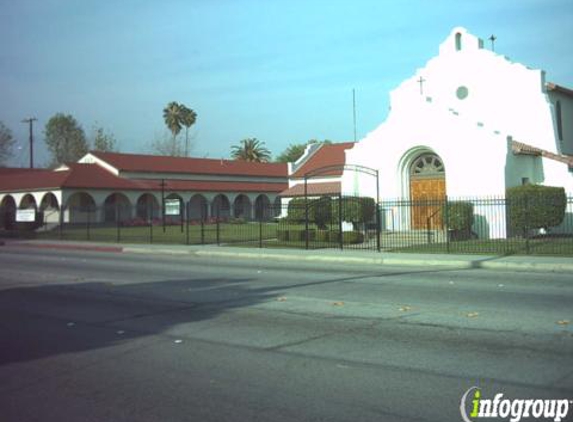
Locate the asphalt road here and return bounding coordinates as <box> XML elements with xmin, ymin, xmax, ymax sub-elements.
<box><xmin>0</xmin><ymin>246</ymin><xmax>572</xmax><ymax>422</ymax></box>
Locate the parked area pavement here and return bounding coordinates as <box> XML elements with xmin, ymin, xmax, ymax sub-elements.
<box><xmin>3</xmin><ymin>238</ymin><xmax>573</xmax><ymax>273</ymax></box>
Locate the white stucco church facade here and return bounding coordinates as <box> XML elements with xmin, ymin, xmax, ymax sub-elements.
<box><xmin>341</xmin><ymin>27</ymin><xmax>573</xmax><ymax>236</ymax></box>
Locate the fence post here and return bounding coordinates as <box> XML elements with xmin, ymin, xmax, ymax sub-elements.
<box><xmin>180</xmin><ymin>201</ymin><xmax>184</xmax><ymax>234</ymax></box>
<box><xmin>338</xmin><ymin>194</ymin><xmax>343</xmax><ymax>250</ymax></box>
<box><xmin>305</xmin><ymin>199</ymin><xmax>309</xmax><ymax>250</ymax></box>
<box><xmin>216</xmin><ymin>207</ymin><xmax>220</xmax><ymax>245</ymax></box>
<box><xmin>116</xmin><ymin>205</ymin><xmax>120</xmax><ymax>243</ymax></box>
<box><xmin>149</xmin><ymin>205</ymin><xmax>153</xmax><ymax>244</ymax></box>
<box><xmin>445</xmin><ymin>195</ymin><xmax>450</xmax><ymax>254</ymax></box>
<box><xmin>59</xmin><ymin>205</ymin><xmax>64</xmax><ymax>240</ymax></box>
<box><xmin>185</xmin><ymin>202</ymin><xmax>190</xmax><ymax>245</ymax></box>
<box><xmin>525</xmin><ymin>196</ymin><xmax>530</xmax><ymax>255</ymax></box>
<box><xmin>87</xmin><ymin>206</ymin><xmax>91</xmax><ymax>241</ymax></box>
<box><xmin>201</xmin><ymin>207</ymin><xmax>205</xmax><ymax>245</ymax></box>
<box><xmin>376</xmin><ymin>203</ymin><xmax>381</xmax><ymax>252</ymax></box>
<box><xmin>259</xmin><ymin>215</ymin><xmax>263</xmax><ymax>248</ymax></box>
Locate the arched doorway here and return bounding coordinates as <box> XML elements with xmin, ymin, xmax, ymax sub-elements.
<box><xmin>103</xmin><ymin>193</ymin><xmax>132</xmax><ymax>223</ymax></box>
<box><xmin>409</xmin><ymin>153</ymin><xmax>446</xmax><ymax>229</ymax></box>
<box><xmin>233</xmin><ymin>194</ymin><xmax>252</xmax><ymax>219</ymax></box>
<box><xmin>66</xmin><ymin>192</ymin><xmax>96</xmax><ymax>223</ymax></box>
<box><xmin>40</xmin><ymin>193</ymin><xmax>60</xmax><ymax>225</ymax></box>
<box><xmin>19</xmin><ymin>194</ymin><xmax>37</xmax><ymax>210</ymax></box>
<box><xmin>0</xmin><ymin>195</ymin><xmax>17</xmax><ymax>229</ymax></box>
<box><xmin>211</xmin><ymin>194</ymin><xmax>230</xmax><ymax>219</ymax></box>
<box><xmin>136</xmin><ymin>193</ymin><xmax>159</xmax><ymax>221</ymax></box>
<box><xmin>189</xmin><ymin>194</ymin><xmax>208</xmax><ymax>220</ymax></box>
<box><xmin>254</xmin><ymin>194</ymin><xmax>270</xmax><ymax>220</ymax></box>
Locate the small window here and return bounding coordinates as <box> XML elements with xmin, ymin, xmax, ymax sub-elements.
<box><xmin>556</xmin><ymin>101</ymin><xmax>563</xmax><ymax>141</ymax></box>
<box><xmin>455</xmin><ymin>33</ymin><xmax>462</xmax><ymax>51</ymax></box>
<box><xmin>456</xmin><ymin>86</ymin><xmax>469</xmax><ymax>100</ymax></box>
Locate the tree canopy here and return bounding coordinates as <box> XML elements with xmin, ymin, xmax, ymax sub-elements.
<box><xmin>275</xmin><ymin>139</ymin><xmax>332</xmax><ymax>163</ymax></box>
<box><xmin>0</xmin><ymin>121</ymin><xmax>15</xmax><ymax>166</ymax></box>
<box><xmin>231</xmin><ymin>138</ymin><xmax>271</xmax><ymax>163</ymax></box>
<box><xmin>162</xmin><ymin>101</ymin><xmax>197</xmax><ymax>156</ymax></box>
<box><xmin>92</xmin><ymin>125</ymin><xmax>117</xmax><ymax>152</ymax></box>
<box><xmin>44</xmin><ymin>113</ymin><xmax>89</xmax><ymax>165</ymax></box>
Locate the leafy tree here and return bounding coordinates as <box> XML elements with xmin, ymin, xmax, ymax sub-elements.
<box><xmin>275</xmin><ymin>143</ymin><xmax>307</xmax><ymax>163</ymax></box>
<box><xmin>180</xmin><ymin>105</ymin><xmax>197</xmax><ymax>157</ymax></box>
<box><xmin>149</xmin><ymin>131</ymin><xmax>185</xmax><ymax>157</ymax></box>
<box><xmin>44</xmin><ymin>113</ymin><xmax>89</xmax><ymax>165</ymax></box>
<box><xmin>0</xmin><ymin>121</ymin><xmax>15</xmax><ymax>166</ymax></box>
<box><xmin>231</xmin><ymin>138</ymin><xmax>271</xmax><ymax>162</ymax></box>
<box><xmin>275</xmin><ymin>139</ymin><xmax>332</xmax><ymax>163</ymax></box>
<box><xmin>92</xmin><ymin>125</ymin><xmax>117</xmax><ymax>152</ymax></box>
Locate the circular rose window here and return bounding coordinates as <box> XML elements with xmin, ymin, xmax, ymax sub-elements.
<box><xmin>456</xmin><ymin>86</ymin><xmax>469</xmax><ymax>100</ymax></box>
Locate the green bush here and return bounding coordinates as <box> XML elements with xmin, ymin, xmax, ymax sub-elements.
<box><xmin>277</xmin><ymin>229</ymin><xmax>289</xmax><ymax>241</ymax></box>
<box><xmin>310</xmin><ymin>197</ymin><xmax>332</xmax><ymax>229</ymax></box>
<box><xmin>286</xmin><ymin>198</ymin><xmax>309</xmax><ymax>222</ymax></box>
<box><xmin>507</xmin><ymin>185</ymin><xmax>566</xmax><ymax>232</ymax></box>
<box><xmin>315</xmin><ymin>230</ymin><xmax>329</xmax><ymax>242</ymax></box>
<box><xmin>444</xmin><ymin>201</ymin><xmax>474</xmax><ymax>232</ymax></box>
<box><xmin>332</xmin><ymin>197</ymin><xmax>376</xmax><ymax>224</ymax></box>
<box><xmin>342</xmin><ymin>231</ymin><xmax>365</xmax><ymax>244</ymax></box>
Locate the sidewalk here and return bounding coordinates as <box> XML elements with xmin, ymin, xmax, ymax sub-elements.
<box><xmin>4</xmin><ymin>238</ymin><xmax>573</xmax><ymax>274</ymax></box>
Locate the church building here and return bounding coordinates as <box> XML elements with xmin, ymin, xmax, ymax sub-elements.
<box><xmin>340</xmin><ymin>27</ymin><xmax>573</xmax><ymax>236</ymax></box>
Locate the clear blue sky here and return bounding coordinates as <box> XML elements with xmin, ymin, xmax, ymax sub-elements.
<box><xmin>1</xmin><ymin>0</ymin><xmax>572</xmax><ymax>167</ymax></box>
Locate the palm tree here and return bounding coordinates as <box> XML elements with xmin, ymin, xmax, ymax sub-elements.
<box><xmin>180</xmin><ymin>106</ymin><xmax>197</xmax><ymax>157</ymax></box>
<box><xmin>231</xmin><ymin>138</ymin><xmax>271</xmax><ymax>163</ymax></box>
<box><xmin>163</xmin><ymin>101</ymin><xmax>183</xmax><ymax>142</ymax></box>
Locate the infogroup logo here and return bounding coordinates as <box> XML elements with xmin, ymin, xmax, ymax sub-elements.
<box><xmin>460</xmin><ymin>387</ymin><xmax>571</xmax><ymax>422</ymax></box>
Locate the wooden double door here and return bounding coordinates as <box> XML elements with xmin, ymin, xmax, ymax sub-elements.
<box><xmin>410</xmin><ymin>178</ymin><xmax>446</xmax><ymax>229</ymax></box>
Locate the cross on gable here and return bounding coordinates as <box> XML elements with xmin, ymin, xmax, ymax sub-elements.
<box><xmin>417</xmin><ymin>76</ymin><xmax>426</xmax><ymax>95</ymax></box>
<box><xmin>489</xmin><ymin>34</ymin><xmax>497</xmax><ymax>51</ymax></box>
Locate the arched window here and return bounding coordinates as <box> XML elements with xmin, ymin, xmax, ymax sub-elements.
<box><xmin>556</xmin><ymin>100</ymin><xmax>563</xmax><ymax>141</ymax></box>
<box><xmin>410</xmin><ymin>154</ymin><xmax>445</xmax><ymax>179</ymax></box>
<box><xmin>455</xmin><ymin>32</ymin><xmax>462</xmax><ymax>51</ymax></box>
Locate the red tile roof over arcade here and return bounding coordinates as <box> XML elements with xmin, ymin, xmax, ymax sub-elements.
<box><xmin>0</xmin><ymin>164</ymin><xmax>287</xmax><ymax>193</ymax></box>
<box><xmin>91</xmin><ymin>151</ymin><xmax>288</xmax><ymax>178</ymax></box>
<box><xmin>291</xmin><ymin>143</ymin><xmax>354</xmax><ymax>179</ymax></box>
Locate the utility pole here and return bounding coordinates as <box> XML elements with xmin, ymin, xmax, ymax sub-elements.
<box><xmin>489</xmin><ymin>35</ymin><xmax>497</xmax><ymax>52</ymax></box>
<box><xmin>22</xmin><ymin>117</ymin><xmax>37</xmax><ymax>168</ymax></box>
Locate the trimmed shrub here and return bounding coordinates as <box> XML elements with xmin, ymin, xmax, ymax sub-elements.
<box><xmin>286</xmin><ymin>198</ymin><xmax>309</xmax><ymax>222</ymax></box>
<box><xmin>315</xmin><ymin>230</ymin><xmax>329</xmax><ymax>242</ymax></box>
<box><xmin>342</xmin><ymin>231</ymin><xmax>365</xmax><ymax>244</ymax></box>
<box><xmin>507</xmin><ymin>185</ymin><xmax>566</xmax><ymax>233</ymax></box>
<box><xmin>277</xmin><ymin>229</ymin><xmax>289</xmax><ymax>241</ymax></box>
<box><xmin>332</xmin><ymin>197</ymin><xmax>376</xmax><ymax>224</ymax></box>
<box><xmin>443</xmin><ymin>201</ymin><xmax>474</xmax><ymax>232</ymax></box>
<box><xmin>311</xmin><ymin>197</ymin><xmax>332</xmax><ymax>229</ymax></box>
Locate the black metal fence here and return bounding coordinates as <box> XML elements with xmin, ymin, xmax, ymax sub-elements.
<box><xmin>1</xmin><ymin>195</ymin><xmax>572</xmax><ymax>256</ymax></box>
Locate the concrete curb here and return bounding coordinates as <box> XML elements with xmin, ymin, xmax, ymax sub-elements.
<box><xmin>5</xmin><ymin>240</ymin><xmax>573</xmax><ymax>273</ymax></box>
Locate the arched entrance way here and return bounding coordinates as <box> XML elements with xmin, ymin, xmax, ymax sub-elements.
<box><xmin>211</xmin><ymin>194</ymin><xmax>230</xmax><ymax>219</ymax></box>
<box><xmin>66</xmin><ymin>192</ymin><xmax>96</xmax><ymax>223</ymax></box>
<box><xmin>409</xmin><ymin>153</ymin><xmax>446</xmax><ymax>229</ymax></box>
<box><xmin>189</xmin><ymin>194</ymin><xmax>208</xmax><ymax>220</ymax></box>
<box><xmin>233</xmin><ymin>194</ymin><xmax>251</xmax><ymax>219</ymax></box>
<box><xmin>136</xmin><ymin>193</ymin><xmax>159</xmax><ymax>221</ymax></box>
<box><xmin>0</xmin><ymin>195</ymin><xmax>17</xmax><ymax>229</ymax></box>
<box><xmin>103</xmin><ymin>193</ymin><xmax>132</xmax><ymax>223</ymax></box>
<box><xmin>254</xmin><ymin>194</ymin><xmax>270</xmax><ymax>220</ymax></box>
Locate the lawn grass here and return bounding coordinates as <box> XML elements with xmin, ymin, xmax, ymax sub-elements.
<box><xmin>388</xmin><ymin>237</ymin><xmax>573</xmax><ymax>256</ymax></box>
<box><xmin>24</xmin><ymin>224</ymin><xmax>573</xmax><ymax>256</ymax></box>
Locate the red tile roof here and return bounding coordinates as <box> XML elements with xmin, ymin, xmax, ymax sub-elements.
<box><xmin>279</xmin><ymin>182</ymin><xmax>341</xmax><ymax>197</ymax></box>
<box><xmin>0</xmin><ymin>164</ymin><xmax>286</xmax><ymax>193</ymax></box>
<box><xmin>91</xmin><ymin>151</ymin><xmax>288</xmax><ymax>178</ymax></box>
<box><xmin>511</xmin><ymin>141</ymin><xmax>573</xmax><ymax>167</ymax></box>
<box><xmin>291</xmin><ymin>143</ymin><xmax>354</xmax><ymax>178</ymax></box>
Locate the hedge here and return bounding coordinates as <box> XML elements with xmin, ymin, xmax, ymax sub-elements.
<box><xmin>443</xmin><ymin>201</ymin><xmax>474</xmax><ymax>232</ymax></box>
<box><xmin>507</xmin><ymin>185</ymin><xmax>566</xmax><ymax>232</ymax></box>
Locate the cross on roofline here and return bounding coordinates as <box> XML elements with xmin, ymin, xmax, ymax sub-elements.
<box><xmin>489</xmin><ymin>34</ymin><xmax>497</xmax><ymax>51</ymax></box>
<box><xmin>417</xmin><ymin>76</ymin><xmax>426</xmax><ymax>95</ymax></box>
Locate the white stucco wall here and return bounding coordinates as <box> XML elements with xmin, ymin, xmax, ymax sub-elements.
<box><xmin>342</xmin><ymin>27</ymin><xmax>572</xmax><ymax>236</ymax></box>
